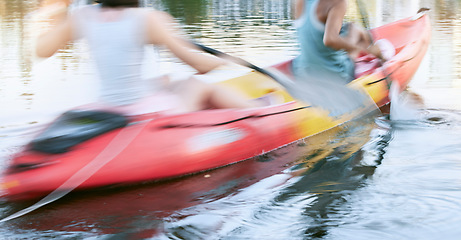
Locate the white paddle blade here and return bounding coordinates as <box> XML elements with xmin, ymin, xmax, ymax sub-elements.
<box><xmin>268</xmin><ymin>68</ymin><xmax>376</xmax><ymax>117</ymax></box>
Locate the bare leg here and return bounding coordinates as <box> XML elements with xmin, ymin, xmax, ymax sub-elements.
<box><xmin>170</xmin><ymin>77</ymin><xmax>261</xmax><ymax>112</ymax></box>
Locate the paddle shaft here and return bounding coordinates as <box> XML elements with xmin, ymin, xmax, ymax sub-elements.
<box><xmin>356</xmin><ymin>0</ymin><xmax>371</xmax><ymax>31</ymax></box>
<box><xmin>0</xmin><ymin>122</ymin><xmax>147</xmax><ymax>222</ymax></box>
<box><xmin>193</xmin><ymin>43</ymin><xmax>281</xmax><ymax>83</ymax></box>
<box><xmin>192</xmin><ymin>43</ymin><xmax>322</xmax><ymax>106</ymax></box>
<box><xmin>0</xmin><ymin>0</ymin><xmax>138</xmax><ymax>222</ymax></box>
<box><xmin>194</xmin><ymin>42</ymin><xmax>381</xmax><ymax>117</ymax></box>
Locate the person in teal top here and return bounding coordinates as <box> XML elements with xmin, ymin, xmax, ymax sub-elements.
<box><xmin>292</xmin><ymin>0</ymin><xmax>384</xmax><ymax>84</ymax></box>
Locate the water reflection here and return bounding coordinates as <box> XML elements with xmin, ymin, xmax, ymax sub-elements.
<box><xmin>0</xmin><ymin>115</ymin><xmax>381</xmax><ymax>239</ymax></box>
<box><xmin>280</xmin><ymin>118</ymin><xmax>391</xmax><ymax>239</ymax></box>
<box><xmin>332</xmin><ymin>110</ymin><xmax>461</xmax><ymax>240</ymax></box>
<box><xmin>157</xmin><ymin>116</ymin><xmax>390</xmax><ymax>239</ymax></box>
<box><xmin>0</xmin><ymin>0</ymin><xmax>36</xmax><ymax>108</ymax></box>
<box><xmin>150</xmin><ymin>0</ymin><xmax>298</xmax><ymax>67</ymax></box>
<box><xmin>154</xmin><ymin>0</ymin><xmax>209</xmax><ymax>24</ymax></box>
<box><xmin>152</xmin><ymin>0</ymin><xmax>293</xmax><ymax>24</ymax></box>
<box><xmin>0</xmin><ymin>0</ymin><xmax>32</xmax><ymax>76</ymax></box>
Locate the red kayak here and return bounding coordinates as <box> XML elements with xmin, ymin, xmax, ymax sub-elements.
<box><xmin>0</xmin><ymin>10</ymin><xmax>431</xmax><ymax>200</ymax></box>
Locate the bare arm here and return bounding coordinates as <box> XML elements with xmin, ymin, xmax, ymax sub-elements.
<box><xmin>323</xmin><ymin>1</ymin><xmax>383</xmax><ymax>59</ymax></box>
<box><xmin>322</xmin><ymin>1</ymin><xmax>360</xmax><ymax>53</ymax></box>
<box><xmin>145</xmin><ymin>11</ymin><xmax>226</xmax><ymax>74</ymax></box>
<box><xmin>36</xmin><ymin>18</ymin><xmax>73</xmax><ymax>58</ymax></box>
<box><xmin>34</xmin><ymin>2</ymin><xmax>74</xmax><ymax>58</ymax></box>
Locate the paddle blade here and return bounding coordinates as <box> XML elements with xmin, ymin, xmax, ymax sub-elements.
<box><xmin>268</xmin><ymin>69</ymin><xmax>377</xmax><ymax>117</ymax></box>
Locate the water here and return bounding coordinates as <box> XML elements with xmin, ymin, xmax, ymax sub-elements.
<box><xmin>1</xmin><ymin>0</ymin><xmax>461</xmax><ymax>239</ymax></box>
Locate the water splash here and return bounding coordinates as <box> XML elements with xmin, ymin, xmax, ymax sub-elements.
<box><xmin>389</xmin><ymin>81</ymin><xmax>424</xmax><ymax>122</ymax></box>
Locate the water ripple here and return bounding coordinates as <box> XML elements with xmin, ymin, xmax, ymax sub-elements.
<box><xmin>391</xmin><ymin>109</ymin><xmax>461</xmax><ymax>130</ymax></box>
<box><xmin>159</xmin><ymin>174</ymin><xmax>302</xmax><ymax>239</ymax></box>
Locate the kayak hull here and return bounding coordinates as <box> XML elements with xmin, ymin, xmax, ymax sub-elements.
<box><xmin>0</xmin><ymin>12</ymin><xmax>431</xmax><ymax>200</ymax></box>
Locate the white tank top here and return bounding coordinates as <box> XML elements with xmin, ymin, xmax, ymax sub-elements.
<box><xmin>72</xmin><ymin>5</ymin><xmax>154</xmax><ymax>106</ymax></box>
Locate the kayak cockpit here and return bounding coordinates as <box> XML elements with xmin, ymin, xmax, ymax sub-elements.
<box><xmin>30</xmin><ymin>110</ymin><xmax>128</xmax><ymax>154</ymax></box>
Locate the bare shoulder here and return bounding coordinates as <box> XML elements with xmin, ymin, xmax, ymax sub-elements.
<box><xmin>325</xmin><ymin>0</ymin><xmax>347</xmax><ymax>17</ymax></box>
<box><xmin>326</xmin><ymin>0</ymin><xmax>347</xmax><ymax>11</ymax></box>
<box><xmin>145</xmin><ymin>9</ymin><xmax>174</xmax><ymax>23</ymax></box>
<box><xmin>293</xmin><ymin>0</ymin><xmax>305</xmax><ymax>19</ymax></box>
<box><xmin>316</xmin><ymin>0</ymin><xmax>346</xmax><ymax>23</ymax></box>
<box><xmin>145</xmin><ymin>10</ymin><xmax>179</xmax><ymax>44</ymax></box>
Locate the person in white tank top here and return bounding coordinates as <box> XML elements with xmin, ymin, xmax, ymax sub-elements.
<box><xmin>35</xmin><ymin>0</ymin><xmax>261</xmax><ymax>115</ymax></box>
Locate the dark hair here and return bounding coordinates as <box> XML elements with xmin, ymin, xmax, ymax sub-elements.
<box><xmin>94</xmin><ymin>0</ymin><xmax>139</xmax><ymax>8</ymax></box>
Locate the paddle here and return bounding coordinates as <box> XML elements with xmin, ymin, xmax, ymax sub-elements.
<box><xmin>355</xmin><ymin>0</ymin><xmax>393</xmax><ymax>61</ymax></box>
<box><xmin>0</xmin><ymin>122</ymin><xmax>147</xmax><ymax>223</ymax></box>
<box><xmin>192</xmin><ymin>42</ymin><xmax>314</xmax><ymax>102</ymax></box>
<box><xmin>354</xmin><ymin>0</ymin><xmax>393</xmax><ymax>75</ymax></box>
<box><xmin>0</xmin><ymin>0</ymin><xmax>142</xmax><ymax>223</ymax></box>
<box><xmin>193</xmin><ymin>43</ymin><xmax>283</xmax><ymax>82</ymax></box>
<box><xmin>356</xmin><ymin>0</ymin><xmax>371</xmax><ymax>30</ymax></box>
<box><xmin>355</xmin><ymin>1</ymin><xmax>427</xmax><ymax>121</ymax></box>
<box><xmin>193</xmin><ymin>42</ymin><xmax>376</xmax><ymax>117</ymax></box>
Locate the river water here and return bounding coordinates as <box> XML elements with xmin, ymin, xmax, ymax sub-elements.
<box><xmin>1</xmin><ymin>0</ymin><xmax>461</xmax><ymax>239</ymax></box>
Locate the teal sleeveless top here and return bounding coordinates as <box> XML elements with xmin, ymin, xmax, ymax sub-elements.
<box><xmin>292</xmin><ymin>0</ymin><xmax>354</xmax><ymax>83</ymax></box>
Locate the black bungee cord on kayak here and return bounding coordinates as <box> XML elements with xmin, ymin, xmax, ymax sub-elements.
<box><xmin>160</xmin><ymin>106</ymin><xmax>312</xmax><ymax>128</ymax></box>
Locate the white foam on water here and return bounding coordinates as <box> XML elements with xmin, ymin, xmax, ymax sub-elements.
<box><xmin>389</xmin><ymin>81</ymin><xmax>423</xmax><ymax>122</ymax></box>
